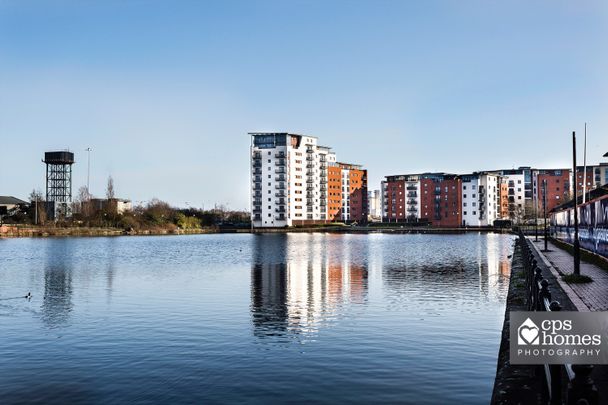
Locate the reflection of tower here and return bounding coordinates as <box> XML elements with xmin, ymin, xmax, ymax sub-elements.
<box><xmin>43</xmin><ymin>151</ymin><xmax>75</xmax><ymax>220</ymax></box>
<box><xmin>42</xmin><ymin>240</ymin><xmax>74</xmax><ymax>328</ymax></box>
<box><xmin>251</xmin><ymin>234</ymin><xmax>289</xmax><ymax>337</ymax></box>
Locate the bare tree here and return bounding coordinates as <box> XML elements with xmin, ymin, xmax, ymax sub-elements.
<box><xmin>75</xmin><ymin>185</ymin><xmax>93</xmax><ymax>217</ymax></box>
<box><xmin>106</xmin><ymin>176</ymin><xmax>115</xmax><ymax>200</ymax></box>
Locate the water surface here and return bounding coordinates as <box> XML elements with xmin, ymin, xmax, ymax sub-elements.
<box><xmin>0</xmin><ymin>233</ymin><xmax>513</xmax><ymax>404</ymax></box>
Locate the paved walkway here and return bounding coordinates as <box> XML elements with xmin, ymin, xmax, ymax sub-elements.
<box><xmin>529</xmin><ymin>238</ymin><xmax>608</xmax><ymax>311</ymax></box>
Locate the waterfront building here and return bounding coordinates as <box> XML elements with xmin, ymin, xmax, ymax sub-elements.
<box><xmin>367</xmin><ymin>190</ymin><xmax>382</xmax><ymax>221</ymax></box>
<box><xmin>494</xmin><ymin>168</ymin><xmax>529</xmax><ymax>220</ymax></box>
<box><xmin>535</xmin><ymin>169</ymin><xmax>570</xmax><ymax>214</ymax></box>
<box><xmin>498</xmin><ymin>180</ymin><xmax>509</xmax><ymax>219</ymax></box>
<box><xmin>250</xmin><ymin>132</ymin><xmax>366</xmax><ymax>228</ymax></box>
<box><xmin>381</xmin><ymin>173</ymin><xmax>461</xmax><ymax>226</ymax></box>
<box><xmin>461</xmin><ymin>172</ymin><xmax>499</xmax><ymax>227</ymax></box>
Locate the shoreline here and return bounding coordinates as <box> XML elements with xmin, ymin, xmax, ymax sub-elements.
<box><xmin>1</xmin><ymin>224</ymin><xmax>513</xmax><ymax>238</ymax></box>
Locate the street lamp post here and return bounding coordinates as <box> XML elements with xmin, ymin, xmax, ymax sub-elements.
<box><xmin>543</xmin><ymin>179</ymin><xmax>548</xmax><ymax>251</ymax></box>
<box><xmin>85</xmin><ymin>147</ymin><xmax>92</xmax><ymax>194</ymax></box>
<box><xmin>572</xmin><ymin>131</ymin><xmax>581</xmax><ymax>276</ymax></box>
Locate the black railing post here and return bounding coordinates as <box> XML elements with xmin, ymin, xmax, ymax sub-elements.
<box><xmin>549</xmin><ymin>301</ymin><xmax>562</xmax><ymax>405</ymax></box>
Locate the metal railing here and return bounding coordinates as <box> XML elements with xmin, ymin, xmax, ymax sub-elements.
<box><xmin>518</xmin><ymin>230</ymin><xmax>598</xmax><ymax>405</ymax></box>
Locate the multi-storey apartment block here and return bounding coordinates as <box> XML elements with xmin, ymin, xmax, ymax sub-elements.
<box><xmin>327</xmin><ymin>162</ymin><xmax>367</xmax><ymax>223</ymax></box>
<box><xmin>381</xmin><ymin>173</ymin><xmax>462</xmax><ymax>226</ymax></box>
<box><xmin>535</xmin><ymin>169</ymin><xmax>570</xmax><ymax>213</ymax></box>
<box><xmin>250</xmin><ymin>132</ymin><xmax>366</xmax><ymax>228</ymax></box>
<box><xmin>461</xmin><ymin>173</ymin><xmax>499</xmax><ymax>226</ymax></box>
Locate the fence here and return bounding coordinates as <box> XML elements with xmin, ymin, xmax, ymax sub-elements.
<box><xmin>518</xmin><ymin>230</ymin><xmax>598</xmax><ymax>405</ymax></box>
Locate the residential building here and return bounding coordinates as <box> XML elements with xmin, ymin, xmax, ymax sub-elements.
<box><xmin>0</xmin><ymin>196</ymin><xmax>28</xmax><ymax>214</ymax></box>
<box><xmin>381</xmin><ymin>173</ymin><xmax>461</xmax><ymax>227</ymax></box>
<box><xmin>89</xmin><ymin>198</ymin><xmax>133</xmax><ymax>214</ymax></box>
<box><xmin>367</xmin><ymin>190</ymin><xmax>381</xmax><ymax>221</ymax></box>
<box><xmin>498</xmin><ymin>180</ymin><xmax>509</xmax><ymax>219</ymax></box>
<box><xmin>496</xmin><ymin>169</ymin><xmax>527</xmax><ymax>220</ymax></box>
<box><xmin>250</xmin><ymin>132</ymin><xmax>366</xmax><ymax>227</ymax></box>
<box><xmin>461</xmin><ymin>172</ymin><xmax>499</xmax><ymax>226</ymax></box>
<box><xmin>535</xmin><ymin>169</ymin><xmax>570</xmax><ymax>214</ymax></box>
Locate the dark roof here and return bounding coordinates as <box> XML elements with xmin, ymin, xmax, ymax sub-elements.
<box><xmin>0</xmin><ymin>196</ymin><xmax>28</xmax><ymax>205</ymax></box>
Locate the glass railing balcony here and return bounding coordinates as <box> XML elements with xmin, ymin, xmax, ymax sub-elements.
<box><xmin>406</xmin><ymin>186</ymin><xmax>417</xmax><ymax>191</ymax></box>
<box><xmin>253</xmin><ymin>185</ymin><xmax>262</xmax><ymax>191</ymax></box>
<box><xmin>306</xmin><ymin>156</ymin><xmax>314</xmax><ymax>161</ymax></box>
<box><xmin>275</xmin><ymin>176</ymin><xmax>287</xmax><ymax>182</ymax></box>
<box><xmin>252</xmin><ymin>162</ymin><xmax>262</xmax><ymax>168</ymax></box>
<box><xmin>275</xmin><ymin>208</ymin><xmax>286</xmax><ymax>213</ymax></box>
<box><xmin>252</xmin><ymin>208</ymin><xmax>262</xmax><ymax>214</ymax></box>
<box><xmin>275</xmin><ymin>183</ymin><xmax>286</xmax><ymax>189</ymax></box>
<box><xmin>253</xmin><ymin>200</ymin><xmax>262</xmax><ymax>206</ymax></box>
<box><xmin>275</xmin><ymin>159</ymin><xmax>286</xmax><ymax>166</ymax></box>
<box><xmin>407</xmin><ymin>192</ymin><xmax>417</xmax><ymax>197</ymax></box>
<box><xmin>253</xmin><ymin>153</ymin><xmax>261</xmax><ymax>159</ymax></box>
<box><xmin>407</xmin><ymin>207</ymin><xmax>417</xmax><ymax>213</ymax></box>
<box><xmin>253</xmin><ymin>215</ymin><xmax>261</xmax><ymax>221</ymax></box>
<box><xmin>275</xmin><ymin>192</ymin><xmax>286</xmax><ymax>197</ymax></box>
<box><xmin>307</xmin><ymin>179</ymin><xmax>314</xmax><ymax>183</ymax></box>
<box><xmin>407</xmin><ymin>199</ymin><xmax>416</xmax><ymax>205</ymax></box>
<box><xmin>275</xmin><ymin>169</ymin><xmax>286</xmax><ymax>174</ymax></box>
<box><xmin>275</xmin><ymin>215</ymin><xmax>286</xmax><ymax>220</ymax></box>
<box><xmin>275</xmin><ymin>199</ymin><xmax>286</xmax><ymax>205</ymax></box>
<box><xmin>275</xmin><ymin>152</ymin><xmax>286</xmax><ymax>158</ymax></box>
<box><xmin>306</xmin><ymin>170</ymin><xmax>314</xmax><ymax>176</ymax></box>
<box><xmin>320</xmin><ymin>179</ymin><xmax>327</xmax><ymax>184</ymax></box>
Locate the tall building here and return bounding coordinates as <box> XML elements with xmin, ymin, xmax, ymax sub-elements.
<box><xmin>250</xmin><ymin>133</ymin><xmax>366</xmax><ymax>228</ymax></box>
<box><xmin>461</xmin><ymin>172</ymin><xmax>499</xmax><ymax>226</ymax></box>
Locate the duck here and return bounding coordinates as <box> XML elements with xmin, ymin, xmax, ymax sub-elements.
<box><xmin>24</xmin><ymin>292</ymin><xmax>32</xmax><ymax>299</ymax></box>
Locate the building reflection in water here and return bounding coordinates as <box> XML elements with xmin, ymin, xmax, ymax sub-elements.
<box><xmin>251</xmin><ymin>234</ymin><xmax>368</xmax><ymax>340</ymax></box>
<box><xmin>41</xmin><ymin>240</ymin><xmax>74</xmax><ymax>328</ymax></box>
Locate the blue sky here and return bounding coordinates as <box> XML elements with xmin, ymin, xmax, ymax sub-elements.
<box><xmin>1</xmin><ymin>0</ymin><xmax>607</xmax><ymax>209</ymax></box>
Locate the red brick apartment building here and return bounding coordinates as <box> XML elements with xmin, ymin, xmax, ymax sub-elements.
<box><xmin>536</xmin><ymin>169</ymin><xmax>570</xmax><ymax>213</ymax></box>
<box><xmin>382</xmin><ymin>173</ymin><xmax>461</xmax><ymax>227</ymax></box>
<box><xmin>327</xmin><ymin>162</ymin><xmax>368</xmax><ymax>223</ymax></box>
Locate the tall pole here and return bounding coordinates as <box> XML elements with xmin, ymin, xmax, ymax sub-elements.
<box><xmin>543</xmin><ymin>179</ymin><xmax>548</xmax><ymax>251</ymax></box>
<box><xmin>572</xmin><ymin>131</ymin><xmax>581</xmax><ymax>276</ymax></box>
<box><xmin>582</xmin><ymin>123</ymin><xmax>587</xmax><ymax>204</ymax></box>
<box><xmin>85</xmin><ymin>147</ymin><xmax>92</xmax><ymax>194</ymax></box>
<box><xmin>534</xmin><ymin>175</ymin><xmax>539</xmax><ymax>242</ymax></box>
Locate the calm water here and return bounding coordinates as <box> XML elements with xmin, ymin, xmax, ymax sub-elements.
<box><xmin>0</xmin><ymin>233</ymin><xmax>514</xmax><ymax>404</ymax></box>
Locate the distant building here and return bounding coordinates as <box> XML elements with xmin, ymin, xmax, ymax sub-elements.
<box><xmin>535</xmin><ymin>169</ymin><xmax>570</xmax><ymax>214</ymax></box>
<box><xmin>88</xmin><ymin>198</ymin><xmax>133</xmax><ymax>214</ymax></box>
<box><xmin>461</xmin><ymin>172</ymin><xmax>499</xmax><ymax>227</ymax></box>
<box><xmin>381</xmin><ymin>173</ymin><xmax>462</xmax><ymax>227</ymax></box>
<box><xmin>367</xmin><ymin>190</ymin><xmax>381</xmax><ymax>221</ymax></box>
<box><xmin>0</xmin><ymin>196</ymin><xmax>28</xmax><ymax>215</ymax></box>
<box><xmin>250</xmin><ymin>132</ymin><xmax>367</xmax><ymax>227</ymax></box>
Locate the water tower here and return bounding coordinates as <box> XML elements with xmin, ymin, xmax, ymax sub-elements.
<box><xmin>43</xmin><ymin>151</ymin><xmax>75</xmax><ymax>219</ymax></box>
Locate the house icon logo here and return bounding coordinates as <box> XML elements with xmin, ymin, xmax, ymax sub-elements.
<box><xmin>518</xmin><ymin>318</ymin><xmax>540</xmax><ymax>345</ymax></box>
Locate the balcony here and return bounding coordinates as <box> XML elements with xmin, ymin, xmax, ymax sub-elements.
<box><xmin>406</xmin><ymin>186</ymin><xmax>417</xmax><ymax>191</ymax></box>
<box><xmin>407</xmin><ymin>207</ymin><xmax>417</xmax><ymax>213</ymax></box>
<box><xmin>253</xmin><ymin>199</ymin><xmax>262</xmax><ymax>206</ymax></box>
<box><xmin>306</xmin><ymin>163</ymin><xmax>315</xmax><ymax>168</ymax></box>
<box><xmin>306</xmin><ymin>170</ymin><xmax>314</xmax><ymax>176</ymax></box>
<box><xmin>252</xmin><ymin>169</ymin><xmax>262</xmax><ymax>175</ymax></box>
<box><xmin>252</xmin><ymin>161</ymin><xmax>262</xmax><ymax>168</ymax></box>
<box><xmin>275</xmin><ymin>175</ymin><xmax>287</xmax><ymax>182</ymax></box>
<box><xmin>275</xmin><ymin>192</ymin><xmax>286</xmax><ymax>198</ymax></box>
<box><xmin>275</xmin><ymin>152</ymin><xmax>286</xmax><ymax>159</ymax></box>
<box><xmin>275</xmin><ymin>168</ymin><xmax>286</xmax><ymax>174</ymax></box>
<box><xmin>253</xmin><ymin>176</ymin><xmax>262</xmax><ymax>182</ymax></box>
<box><xmin>253</xmin><ymin>185</ymin><xmax>262</xmax><ymax>191</ymax></box>
<box><xmin>320</xmin><ymin>179</ymin><xmax>327</xmax><ymax>184</ymax></box>
<box><xmin>320</xmin><ymin>192</ymin><xmax>326</xmax><ymax>199</ymax></box>
<box><xmin>306</xmin><ymin>155</ymin><xmax>314</xmax><ymax>161</ymax></box>
<box><xmin>253</xmin><ymin>152</ymin><xmax>261</xmax><ymax>159</ymax></box>
<box><xmin>407</xmin><ymin>199</ymin><xmax>416</xmax><ymax>205</ymax></box>
<box><xmin>253</xmin><ymin>192</ymin><xmax>262</xmax><ymax>198</ymax></box>
<box><xmin>275</xmin><ymin>215</ymin><xmax>286</xmax><ymax>221</ymax></box>
<box><xmin>306</xmin><ymin>146</ymin><xmax>314</xmax><ymax>153</ymax></box>
<box><xmin>307</xmin><ymin>178</ymin><xmax>314</xmax><ymax>183</ymax></box>
<box><xmin>276</xmin><ymin>198</ymin><xmax>286</xmax><ymax>205</ymax></box>
<box><xmin>407</xmin><ymin>192</ymin><xmax>417</xmax><ymax>197</ymax></box>
<box><xmin>275</xmin><ymin>159</ymin><xmax>286</xmax><ymax>166</ymax></box>
<box><xmin>320</xmin><ymin>201</ymin><xmax>326</xmax><ymax>206</ymax></box>
<box><xmin>275</xmin><ymin>208</ymin><xmax>286</xmax><ymax>213</ymax></box>
<box><xmin>306</xmin><ymin>185</ymin><xmax>315</xmax><ymax>191</ymax></box>
<box><xmin>252</xmin><ymin>208</ymin><xmax>262</xmax><ymax>214</ymax></box>
<box><xmin>320</xmin><ymin>185</ymin><xmax>327</xmax><ymax>191</ymax></box>
<box><xmin>275</xmin><ymin>183</ymin><xmax>286</xmax><ymax>190</ymax></box>
<box><xmin>253</xmin><ymin>214</ymin><xmax>261</xmax><ymax>221</ymax></box>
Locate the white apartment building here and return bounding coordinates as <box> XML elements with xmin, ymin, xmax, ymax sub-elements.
<box><xmin>461</xmin><ymin>173</ymin><xmax>499</xmax><ymax>226</ymax></box>
<box><xmin>367</xmin><ymin>190</ymin><xmax>381</xmax><ymax>221</ymax></box>
<box><xmin>250</xmin><ymin>132</ymin><xmax>334</xmax><ymax>228</ymax></box>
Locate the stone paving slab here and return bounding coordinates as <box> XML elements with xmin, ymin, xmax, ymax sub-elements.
<box><xmin>530</xmin><ymin>238</ymin><xmax>608</xmax><ymax>311</ymax></box>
